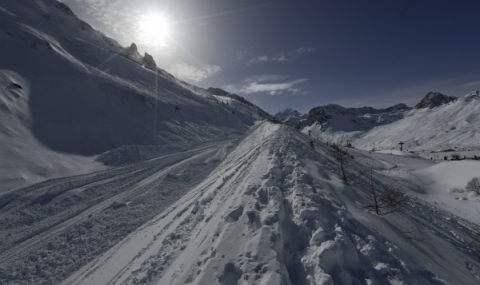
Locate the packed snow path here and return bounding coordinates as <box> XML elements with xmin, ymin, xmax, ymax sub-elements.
<box><xmin>2</xmin><ymin>123</ymin><xmax>480</xmax><ymax>284</ymax></box>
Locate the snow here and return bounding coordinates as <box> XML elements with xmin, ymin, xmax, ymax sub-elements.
<box><xmin>58</xmin><ymin>123</ymin><xmax>480</xmax><ymax>285</ymax></box>
<box><xmin>2</xmin><ymin>1</ymin><xmax>480</xmax><ymax>285</ymax></box>
<box><xmin>0</xmin><ymin>0</ymin><xmax>265</xmax><ymax>193</ymax></box>
<box><xmin>353</xmin><ymin>95</ymin><xmax>480</xmax><ymax>151</ymax></box>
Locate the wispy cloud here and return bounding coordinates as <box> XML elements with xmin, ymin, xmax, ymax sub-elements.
<box><xmin>248</xmin><ymin>47</ymin><xmax>315</xmax><ymax>65</ymax></box>
<box><xmin>224</xmin><ymin>75</ymin><xmax>308</xmax><ymax>96</ymax></box>
<box><xmin>460</xmin><ymin>80</ymin><xmax>480</xmax><ymax>89</ymax></box>
<box><xmin>167</xmin><ymin>63</ymin><xmax>221</xmax><ymax>83</ymax></box>
<box><xmin>63</xmin><ymin>0</ymin><xmax>145</xmax><ymax>46</ymax></box>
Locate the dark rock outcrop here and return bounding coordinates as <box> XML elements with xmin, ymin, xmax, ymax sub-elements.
<box><xmin>414</xmin><ymin>92</ymin><xmax>457</xmax><ymax>109</ymax></box>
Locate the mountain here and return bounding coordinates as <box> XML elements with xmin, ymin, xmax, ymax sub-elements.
<box><xmin>0</xmin><ymin>0</ymin><xmax>272</xmax><ymax>192</ymax></box>
<box><xmin>274</xmin><ymin>108</ymin><xmax>307</xmax><ymax>127</ymax></box>
<box><xmin>414</xmin><ymin>92</ymin><xmax>457</xmax><ymax>109</ymax></box>
<box><xmin>2</xmin><ymin>2</ymin><xmax>480</xmax><ymax>285</ymax></box>
<box><xmin>354</xmin><ymin>92</ymin><xmax>480</xmax><ymax>151</ymax></box>
<box><xmin>293</xmin><ymin>91</ymin><xmax>479</xmax><ymax>151</ymax></box>
<box><xmin>296</xmin><ymin>104</ymin><xmax>410</xmax><ymax>133</ymax></box>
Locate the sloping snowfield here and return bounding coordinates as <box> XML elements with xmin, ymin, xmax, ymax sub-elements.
<box><xmin>3</xmin><ymin>122</ymin><xmax>474</xmax><ymax>285</ymax></box>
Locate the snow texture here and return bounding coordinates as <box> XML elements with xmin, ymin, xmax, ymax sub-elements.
<box><xmin>1</xmin><ymin>1</ymin><xmax>480</xmax><ymax>285</ymax></box>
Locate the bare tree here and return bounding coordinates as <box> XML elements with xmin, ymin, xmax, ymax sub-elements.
<box><xmin>364</xmin><ymin>164</ymin><xmax>408</xmax><ymax>215</ymax></box>
<box><xmin>331</xmin><ymin>141</ymin><xmax>352</xmax><ymax>183</ymax></box>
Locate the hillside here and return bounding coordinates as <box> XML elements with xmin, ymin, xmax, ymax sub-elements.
<box><xmin>285</xmin><ymin>91</ymin><xmax>480</xmax><ymax>152</ymax></box>
<box><xmin>0</xmin><ymin>0</ymin><xmax>269</xmax><ymax>193</ymax></box>
<box><xmin>354</xmin><ymin>93</ymin><xmax>480</xmax><ymax>151</ymax></box>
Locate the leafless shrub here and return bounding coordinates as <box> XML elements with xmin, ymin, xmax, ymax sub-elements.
<box><xmin>466</xmin><ymin>177</ymin><xmax>480</xmax><ymax>196</ymax></box>
<box><xmin>364</xmin><ymin>165</ymin><xmax>408</xmax><ymax>215</ymax></box>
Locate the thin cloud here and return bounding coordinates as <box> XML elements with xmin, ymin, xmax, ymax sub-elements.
<box><xmin>460</xmin><ymin>80</ymin><xmax>480</xmax><ymax>89</ymax></box>
<box><xmin>248</xmin><ymin>47</ymin><xmax>315</xmax><ymax>65</ymax></box>
<box><xmin>167</xmin><ymin>63</ymin><xmax>221</xmax><ymax>83</ymax></box>
<box><xmin>224</xmin><ymin>76</ymin><xmax>308</xmax><ymax>96</ymax></box>
<box><xmin>63</xmin><ymin>0</ymin><xmax>141</xmax><ymax>45</ymax></box>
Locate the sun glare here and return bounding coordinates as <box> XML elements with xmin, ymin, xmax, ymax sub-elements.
<box><xmin>138</xmin><ymin>13</ymin><xmax>170</xmax><ymax>46</ymax></box>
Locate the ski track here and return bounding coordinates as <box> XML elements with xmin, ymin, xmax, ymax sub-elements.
<box><xmin>63</xmin><ymin>122</ymin><xmax>480</xmax><ymax>285</ymax></box>
<box><xmin>2</xmin><ymin>122</ymin><xmax>480</xmax><ymax>285</ymax></box>
<box><xmin>62</xmin><ymin>124</ymin><xmax>275</xmax><ymax>285</ymax></box>
<box><xmin>0</xmin><ymin>140</ymin><xmax>234</xmax><ymax>284</ymax></box>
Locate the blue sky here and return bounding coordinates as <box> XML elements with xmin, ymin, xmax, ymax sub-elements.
<box><xmin>62</xmin><ymin>0</ymin><xmax>480</xmax><ymax>113</ymax></box>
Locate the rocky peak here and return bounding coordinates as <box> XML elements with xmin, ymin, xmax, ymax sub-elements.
<box><xmin>414</xmin><ymin>92</ymin><xmax>457</xmax><ymax>109</ymax></box>
<box><xmin>121</xmin><ymin>43</ymin><xmax>142</xmax><ymax>62</ymax></box>
<box><xmin>142</xmin><ymin>52</ymin><xmax>156</xmax><ymax>70</ymax></box>
<box><xmin>207</xmin><ymin>88</ymin><xmax>230</xmax><ymax>96</ymax></box>
<box><xmin>385</xmin><ymin>103</ymin><xmax>410</xmax><ymax>112</ymax></box>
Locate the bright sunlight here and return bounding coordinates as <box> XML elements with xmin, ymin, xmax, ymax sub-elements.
<box><xmin>138</xmin><ymin>13</ymin><xmax>170</xmax><ymax>46</ymax></box>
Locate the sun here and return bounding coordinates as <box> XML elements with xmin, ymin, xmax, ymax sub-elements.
<box><xmin>138</xmin><ymin>13</ymin><xmax>170</xmax><ymax>46</ymax></box>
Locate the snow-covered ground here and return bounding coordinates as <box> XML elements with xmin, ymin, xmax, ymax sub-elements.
<box><xmin>0</xmin><ymin>0</ymin><xmax>266</xmax><ymax>193</ymax></box>
<box><xmin>2</xmin><ymin>1</ymin><xmax>480</xmax><ymax>285</ymax></box>
<box><xmin>2</xmin><ymin>121</ymin><xmax>480</xmax><ymax>284</ymax></box>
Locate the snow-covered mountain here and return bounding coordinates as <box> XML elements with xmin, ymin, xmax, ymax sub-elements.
<box><xmin>354</xmin><ymin>92</ymin><xmax>480</xmax><ymax>151</ymax></box>
<box><xmin>2</xmin><ymin>1</ymin><xmax>480</xmax><ymax>285</ymax></box>
<box><xmin>414</xmin><ymin>92</ymin><xmax>457</xmax><ymax>109</ymax></box>
<box><xmin>293</xmin><ymin>91</ymin><xmax>480</xmax><ymax>151</ymax></box>
<box><xmin>0</xmin><ymin>0</ymin><xmax>272</xmax><ymax>192</ymax></box>
<box><xmin>274</xmin><ymin>108</ymin><xmax>307</xmax><ymax>128</ymax></box>
<box><xmin>278</xmin><ymin>104</ymin><xmax>410</xmax><ymax>132</ymax></box>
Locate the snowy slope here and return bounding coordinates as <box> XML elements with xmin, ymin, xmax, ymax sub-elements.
<box><xmin>2</xmin><ymin>1</ymin><xmax>480</xmax><ymax>285</ymax></box>
<box><xmin>297</xmin><ymin>91</ymin><xmax>480</xmax><ymax>152</ymax></box>
<box><xmin>56</xmin><ymin>122</ymin><xmax>480</xmax><ymax>285</ymax></box>
<box><xmin>0</xmin><ymin>0</ymin><xmax>269</xmax><ymax>192</ymax></box>
<box><xmin>354</xmin><ymin>93</ymin><xmax>480</xmax><ymax>151</ymax></box>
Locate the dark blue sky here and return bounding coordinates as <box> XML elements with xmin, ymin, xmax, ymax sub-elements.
<box><xmin>63</xmin><ymin>0</ymin><xmax>480</xmax><ymax>113</ymax></box>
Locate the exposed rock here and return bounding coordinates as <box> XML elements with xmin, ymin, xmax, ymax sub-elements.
<box><xmin>55</xmin><ymin>3</ymin><xmax>74</xmax><ymax>16</ymax></box>
<box><xmin>206</xmin><ymin>87</ymin><xmax>230</xmax><ymax>96</ymax></box>
<box><xmin>142</xmin><ymin>52</ymin><xmax>156</xmax><ymax>70</ymax></box>
<box><xmin>121</xmin><ymin>43</ymin><xmax>142</xmax><ymax>62</ymax></box>
<box><xmin>414</xmin><ymin>92</ymin><xmax>457</xmax><ymax>109</ymax></box>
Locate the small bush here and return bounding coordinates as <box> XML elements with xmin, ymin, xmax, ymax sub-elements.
<box><xmin>466</xmin><ymin>177</ymin><xmax>480</xmax><ymax>196</ymax></box>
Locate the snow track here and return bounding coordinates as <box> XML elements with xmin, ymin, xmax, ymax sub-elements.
<box><xmin>2</xmin><ymin>122</ymin><xmax>480</xmax><ymax>285</ymax></box>
<box><xmin>61</xmin><ymin>122</ymin><xmax>480</xmax><ymax>285</ymax></box>
<box><xmin>0</xmin><ymin>141</ymin><xmax>233</xmax><ymax>284</ymax></box>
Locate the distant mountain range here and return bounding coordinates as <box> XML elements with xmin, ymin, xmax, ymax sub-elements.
<box><xmin>275</xmin><ymin>91</ymin><xmax>480</xmax><ymax>151</ymax></box>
